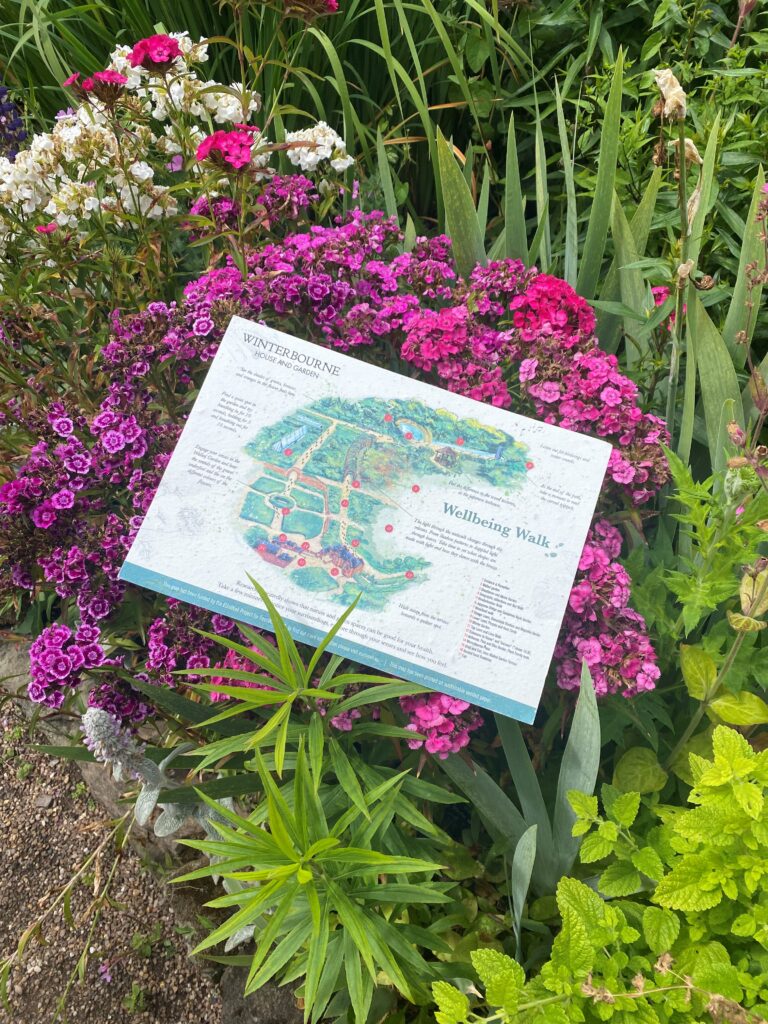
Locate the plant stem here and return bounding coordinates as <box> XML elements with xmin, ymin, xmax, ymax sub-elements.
<box><xmin>664</xmin><ymin>118</ymin><xmax>690</xmax><ymax>448</ymax></box>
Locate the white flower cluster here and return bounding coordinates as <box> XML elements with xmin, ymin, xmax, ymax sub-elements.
<box><xmin>107</xmin><ymin>35</ymin><xmax>260</xmax><ymax>126</ymax></box>
<box><xmin>0</xmin><ymin>31</ymin><xmax>355</xmax><ymax>261</ymax></box>
<box><xmin>285</xmin><ymin>121</ymin><xmax>355</xmax><ymax>173</ymax></box>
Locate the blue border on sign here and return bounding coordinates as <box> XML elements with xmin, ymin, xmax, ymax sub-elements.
<box><xmin>119</xmin><ymin>561</ymin><xmax>538</xmax><ymax>724</ymax></box>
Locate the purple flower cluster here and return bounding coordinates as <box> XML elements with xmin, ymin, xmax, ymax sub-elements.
<box><xmin>0</xmin><ymin>86</ymin><xmax>27</xmax><ymax>161</ymax></box>
<box><xmin>146</xmin><ymin>601</ymin><xmax>239</xmax><ymax>684</ymax></box>
<box><xmin>29</xmin><ymin>622</ymin><xmax>104</xmax><ymax>708</ymax></box>
<box><xmin>2</xmin><ymin>207</ymin><xmax>667</xmax><ymax>733</ymax></box>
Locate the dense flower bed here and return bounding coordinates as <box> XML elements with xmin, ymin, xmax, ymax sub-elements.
<box><xmin>1</xmin><ymin>205</ymin><xmax>666</xmax><ymax>750</ymax></box>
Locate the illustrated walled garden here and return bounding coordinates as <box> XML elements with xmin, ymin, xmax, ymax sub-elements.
<box><xmin>1</xmin><ymin>0</ymin><xmax>768</xmax><ymax>1021</ymax></box>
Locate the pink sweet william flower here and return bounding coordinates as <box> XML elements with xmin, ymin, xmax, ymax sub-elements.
<box><xmin>129</xmin><ymin>34</ymin><xmax>182</xmax><ymax>71</ymax></box>
<box><xmin>62</xmin><ymin>73</ymin><xmax>80</xmax><ymax>88</ymax></box>
<box><xmin>196</xmin><ymin>129</ymin><xmax>255</xmax><ymax>171</ymax></box>
<box><xmin>35</xmin><ymin>222</ymin><xmax>58</xmax><ymax>234</ymax></box>
<box><xmin>91</xmin><ymin>70</ymin><xmax>128</xmax><ymax>87</ymax></box>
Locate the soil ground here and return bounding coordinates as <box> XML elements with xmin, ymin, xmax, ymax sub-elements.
<box><xmin>0</xmin><ymin>701</ymin><xmax>224</xmax><ymax>1024</ymax></box>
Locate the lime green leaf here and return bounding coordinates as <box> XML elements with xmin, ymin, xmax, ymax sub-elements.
<box><xmin>642</xmin><ymin>907</ymin><xmax>680</xmax><ymax>954</ymax></box>
<box><xmin>653</xmin><ymin>856</ymin><xmax>723</xmax><ymax>911</ymax></box>
<box><xmin>579</xmin><ymin>833</ymin><xmax>614</xmax><ymax>864</ymax></box>
<box><xmin>709</xmin><ymin>690</ymin><xmax>768</xmax><ymax>726</ymax></box>
<box><xmin>550</xmin><ymin>901</ymin><xmax>594</xmax><ymax>980</ymax></box>
<box><xmin>471</xmin><ymin>949</ymin><xmax>525</xmax><ymax>1013</ymax></box>
<box><xmin>599</xmin><ymin>860</ymin><xmax>641</xmax><ymax>897</ymax></box>
<box><xmin>567</xmin><ymin>791</ymin><xmax>598</xmax><ymax>820</ymax></box>
<box><xmin>432</xmin><ymin>981</ymin><xmax>469</xmax><ymax>1024</ymax></box>
<box><xmin>613</xmin><ymin>748</ymin><xmax>668</xmax><ymax>794</ymax></box>
<box><xmin>631</xmin><ymin>846</ymin><xmax>665</xmax><ymax>881</ymax></box>
<box><xmin>609</xmin><ymin>791</ymin><xmax>641</xmax><ymax>828</ymax></box>
<box><xmin>679</xmin><ymin>644</ymin><xmax>717</xmax><ymax>700</ymax></box>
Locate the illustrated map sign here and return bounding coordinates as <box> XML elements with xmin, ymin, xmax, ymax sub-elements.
<box><xmin>120</xmin><ymin>316</ymin><xmax>611</xmax><ymax>723</ymax></box>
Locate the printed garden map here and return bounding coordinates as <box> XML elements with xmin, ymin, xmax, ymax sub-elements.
<box><xmin>240</xmin><ymin>396</ymin><xmax>532</xmax><ymax>609</ymax></box>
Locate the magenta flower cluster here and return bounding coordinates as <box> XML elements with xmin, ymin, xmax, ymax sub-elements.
<box><xmin>29</xmin><ymin>622</ymin><xmax>105</xmax><ymax>708</ymax></box>
<box><xmin>196</xmin><ymin>127</ymin><xmax>258</xmax><ymax>171</ymax></box>
<box><xmin>2</xmin><ymin>206</ymin><xmax>666</xmax><ymax>740</ymax></box>
<box><xmin>401</xmin><ymin>693</ymin><xmax>483</xmax><ymax>758</ymax></box>
<box><xmin>555</xmin><ymin>520</ymin><xmax>660</xmax><ymax>697</ymax></box>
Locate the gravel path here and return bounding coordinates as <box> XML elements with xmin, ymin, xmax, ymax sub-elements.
<box><xmin>0</xmin><ymin>702</ymin><xmax>224</xmax><ymax>1024</ymax></box>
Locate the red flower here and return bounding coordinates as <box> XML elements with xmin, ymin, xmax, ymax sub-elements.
<box><xmin>35</xmin><ymin>222</ymin><xmax>58</xmax><ymax>234</ymax></box>
<box><xmin>62</xmin><ymin>73</ymin><xmax>80</xmax><ymax>88</ymax></box>
<box><xmin>128</xmin><ymin>34</ymin><xmax>182</xmax><ymax>71</ymax></box>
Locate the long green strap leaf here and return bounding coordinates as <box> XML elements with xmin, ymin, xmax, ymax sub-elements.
<box><xmin>554</xmin><ymin>80</ymin><xmax>577</xmax><ymax>288</ymax></box>
<box><xmin>723</xmin><ymin>165</ymin><xmax>765</xmax><ymax>366</ymax></box>
<box><xmin>689</xmin><ymin>293</ymin><xmax>744</xmax><ymax>475</ymax></box>
<box><xmin>576</xmin><ymin>49</ymin><xmax>624</xmax><ymax>300</ymax></box>
<box><xmin>504</xmin><ymin>112</ymin><xmax>527</xmax><ymax>261</ymax></box>
<box><xmin>552</xmin><ymin>663</ymin><xmax>600</xmax><ymax>877</ymax></box>
<box><xmin>436</xmin><ymin>128</ymin><xmax>486</xmax><ymax>280</ymax></box>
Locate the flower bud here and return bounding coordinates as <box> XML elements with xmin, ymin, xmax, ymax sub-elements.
<box><xmin>727</xmin><ymin>421</ymin><xmax>747</xmax><ymax>446</ymax></box>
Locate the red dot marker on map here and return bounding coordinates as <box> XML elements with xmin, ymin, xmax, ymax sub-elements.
<box><xmin>331</xmin><ymin>568</ymin><xmax>340</xmax><ymax>576</ymax></box>
<box><xmin>456</xmin><ymin>437</ymin><xmax>465</xmax><ymax>446</ymax></box>
<box><xmin>301</xmin><ymin>541</ymin><xmax>310</xmax><ymax>550</ymax></box>
<box><xmin>405</xmin><ymin>431</ymin><xmax>413</xmax><ymax>440</ymax></box>
<box><xmin>412</xmin><ymin>484</ymin><xmax>420</xmax><ymax>493</ymax></box>
<box><xmin>351</xmin><ymin>539</ymin><xmax>360</xmax><ymax>548</ymax></box>
<box><xmin>385</xmin><ymin>524</ymin><xmax>394</xmax><ymax>533</ymax></box>
<box><xmin>257</xmin><ymin>543</ymin><xmax>266</xmax><ymax>552</ymax></box>
<box><xmin>405</xmin><ymin>570</ymin><xmax>415</xmax><ymax>579</ymax></box>
<box><xmin>352</xmin><ymin>480</ymin><xmax>360</xmax><ymax>488</ymax></box>
<box><xmin>284</xmin><ymin>448</ymin><xmax>292</xmax><ymax>456</ymax></box>
<box><xmin>341</xmin><ymin>499</ymin><xmax>349</xmax><ymax>508</ymax></box>
<box><xmin>279</xmin><ymin>533</ymin><xmax>287</xmax><ymax>542</ymax></box>
<box><xmin>281</xmin><ymin>507</ymin><xmax>291</xmax><ymax>515</ymax></box>
<box><xmin>526</xmin><ymin>461</ymin><xmax>535</xmax><ymax>469</ymax></box>
<box><xmin>384</xmin><ymin>414</ymin><xmax>393</xmax><ymax>422</ymax></box>
<box><xmin>297</xmin><ymin>558</ymin><xmax>306</xmax><ymax>567</ymax></box>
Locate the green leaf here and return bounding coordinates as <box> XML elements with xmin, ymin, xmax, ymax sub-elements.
<box><xmin>471</xmin><ymin>949</ymin><xmax>525</xmax><ymax>1013</ymax></box>
<box><xmin>642</xmin><ymin>907</ymin><xmax>680</xmax><ymax>954</ymax></box>
<box><xmin>631</xmin><ymin>846</ymin><xmax>665</xmax><ymax>881</ymax></box>
<box><xmin>613</xmin><ymin>748</ymin><xmax>667</xmax><ymax>794</ymax></box>
<box><xmin>598</xmin><ymin>860</ymin><xmax>641</xmax><ymax>897</ymax></box>
<box><xmin>653</xmin><ymin>855</ymin><xmax>723</xmax><ymax>911</ymax></box>
<box><xmin>689</xmin><ymin>294</ymin><xmax>745</xmax><ymax>475</ymax></box>
<box><xmin>568</xmin><ymin>791</ymin><xmax>598</xmax><ymax>821</ymax></box>
<box><xmin>436</xmin><ymin>129</ymin><xmax>486</xmax><ymax>281</ymax></box>
<box><xmin>680</xmin><ymin>644</ymin><xmax>717</xmax><ymax>700</ymax></box>
<box><xmin>329</xmin><ymin>739</ymin><xmax>370</xmax><ymax>821</ymax></box>
<box><xmin>496</xmin><ymin>715</ymin><xmax>554</xmax><ymax>878</ymax></box>
<box><xmin>550</xmin><ymin>901</ymin><xmax>594</xmax><ymax>981</ymax></box>
<box><xmin>432</xmin><ymin>981</ymin><xmax>469</xmax><ymax>1024</ymax></box>
<box><xmin>510</xmin><ymin>825</ymin><xmax>537</xmax><ymax>956</ymax></box>
<box><xmin>533</xmin><ymin>112</ymin><xmax>551</xmax><ymax>272</ymax></box>
<box><xmin>504</xmin><ymin>112</ymin><xmax>527</xmax><ymax>261</ymax></box>
<box><xmin>611</xmin><ymin>192</ymin><xmax>647</xmax><ymax>369</ymax></box>
<box><xmin>553</xmin><ymin>663</ymin><xmax>600</xmax><ymax>876</ymax></box>
<box><xmin>579</xmin><ymin>833</ymin><xmax>614</xmax><ymax>864</ymax></box>
<box><xmin>609</xmin><ymin>791</ymin><xmax>641</xmax><ymax>828</ymax></box>
<box><xmin>576</xmin><ymin>49</ymin><xmax>623</xmax><ymax>301</ymax></box>
<box><xmin>554</xmin><ymin>81</ymin><xmax>577</xmax><ymax>288</ymax></box>
<box><xmin>723</xmin><ymin>166</ymin><xmax>766</xmax><ymax>362</ymax></box>
<box><xmin>709</xmin><ymin>690</ymin><xmax>768</xmax><ymax>726</ymax></box>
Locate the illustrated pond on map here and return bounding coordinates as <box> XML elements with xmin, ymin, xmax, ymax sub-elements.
<box><xmin>239</xmin><ymin>396</ymin><xmax>534</xmax><ymax>610</ymax></box>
